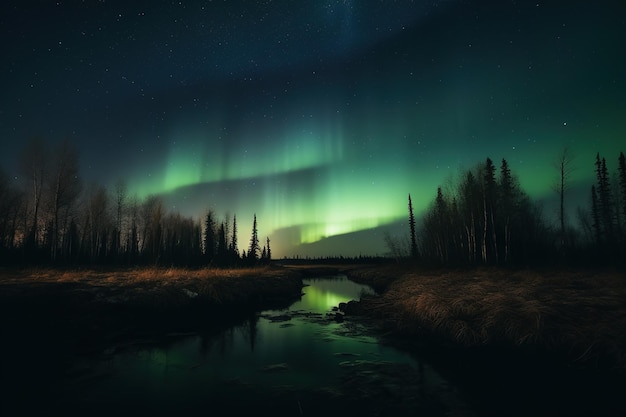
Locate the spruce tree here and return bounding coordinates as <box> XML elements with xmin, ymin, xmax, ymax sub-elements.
<box><xmin>595</xmin><ymin>154</ymin><xmax>615</xmax><ymax>246</ymax></box>
<box><xmin>591</xmin><ymin>185</ymin><xmax>602</xmax><ymax>245</ymax></box>
<box><xmin>619</xmin><ymin>152</ymin><xmax>626</xmax><ymax>225</ymax></box>
<box><xmin>217</xmin><ymin>222</ymin><xmax>227</xmax><ymax>265</ymax></box>
<box><xmin>408</xmin><ymin>194</ymin><xmax>418</xmax><ymax>258</ymax></box>
<box><xmin>230</xmin><ymin>214</ymin><xmax>238</xmax><ymax>262</ymax></box>
<box><xmin>204</xmin><ymin>210</ymin><xmax>216</xmax><ymax>264</ymax></box>
<box><xmin>248</xmin><ymin>214</ymin><xmax>259</xmax><ymax>262</ymax></box>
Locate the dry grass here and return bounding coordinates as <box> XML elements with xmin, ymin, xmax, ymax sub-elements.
<box><xmin>0</xmin><ymin>266</ymin><xmax>303</xmax><ymax>311</ymax></box>
<box><xmin>350</xmin><ymin>266</ymin><xmax>626</xmax><ymax>369</ymax></box>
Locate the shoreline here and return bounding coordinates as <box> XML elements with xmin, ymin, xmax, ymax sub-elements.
<box><xmin>3</xmin><ymin>263</ymin><xmax>625</xmax><ymax>373</ymax></box>
<box><xmin>0</xmin><ymin>266</ymin><xmax>304</xmax><ymax>348</ymax></box>
<box><xmin>343</xmin><ymin>264</ymin><xmax>626</xmax><ymax>373</ymax></box>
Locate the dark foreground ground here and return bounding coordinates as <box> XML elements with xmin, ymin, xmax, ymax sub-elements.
<box><xmin>2</xmin><ymin>263</ymin><xmax>625</xmax><ymax>369</ymax></box>
<box><xmin>343</xmin><ymin>265</ymin><xmax>626</xmax><ymax>371</ymax></box>
<box><xmin>0</xmin><ymin>266</ymin><xmax>304</xmax><ymax>344</ymax></box>
<box><xmin>2</xmin><ymin>264</ymin><xmax>626</xmax><ymax>416</ymax></box>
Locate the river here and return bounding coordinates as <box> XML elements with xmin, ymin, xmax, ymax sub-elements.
<box><xmin>5</xmin><ymin>275</ymin><xmax>623</xmax><ymax>416</ymax></box>
<box><xmin>9</xmin><ymin>275</ymin><xmax>468</xmax><ymax>416</ymax></box>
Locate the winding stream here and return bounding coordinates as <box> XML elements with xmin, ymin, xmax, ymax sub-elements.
<box><xmin>32</xmin><ymin>275</ymin><xmax>469</xmax><ymax>416</ymax></box>
<box><xmin>5</xmin><ymin>274</ymin><xmax>625</xmax><ymax>416</ymax></box>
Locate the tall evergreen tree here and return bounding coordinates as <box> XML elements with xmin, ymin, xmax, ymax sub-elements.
<box><xmin>266</xmin><ymin>236</ymin><xmax>271</xmax><ymax>261</ymax></box>
<box><xmin>595</xmin><ymin>153</ymin><xmax>615</xmax><ymax>246</ymax></box>
<box><xmin>203</xmin><ymin>210</ymin><xmax>216</xmax><ymax>264</ymax></box>
<box><xmin>230</xmin><ymin>214</ymin><xmax>238</xmax><ymax>258</ymax></box>
<box><xmin>248</xmin><ymin>214</ymin><xmax>259</xmax><ymax>262</ymax></box>
<box><xmin>408</xmin><ymin>194</ymin><xmax>418</xmax><ymax>258</ymax></box>
<box><xmin>419</xmin><ymin>158</ymin><xmax>540</xmax><ymax>266</ymax></box>
<box><xmin>619</xmin><ymin>152</ymin><xmax>626</xmax><ymax>226</ymax></box>
<box><xmin>591</xmin><ymin>185</ymin><xmax>602</xmax><ymax>245</ymax></box>
<box><xmin>217</xmin><ymin>221</ymin><xmax>228</xmax><ymax>265</ymax></box>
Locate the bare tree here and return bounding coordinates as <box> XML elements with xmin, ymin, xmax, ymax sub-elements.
<box><xmin>140</xmin><ymin>195</ymin><xmax>164</xmax><ymax>263</ymax></box>
<box><xmin>383</xmin><ymin>232</ymin><xmax>410</xmax><ymax>262</ymax></box>
<box><xmin>19</xmin><ymin>138</ymin><xmax>48</xmax><ymax>249</ymax></box>
<box><xmin>84</xmin><ymin>186</ymin><xmax>110</xmax><ymax>261</ymax></box>
<box><xmin>48</xmin><ymin>140</ymin><xmax>82</xmax><ymax>261</ymax></box>
<box><xmin>552</xmin><ymin>147</ymin><xmax>575</xmax><ymax>250</ymax></box>
<box><xmin>113</xmin><ymin>179</ymin><xmax>127</xmax><ymax>259</ymax></box>
<box><xmin>0</xmin><ymin>169</ymin><xmax>23</xmax><ymax>251</ymax></box>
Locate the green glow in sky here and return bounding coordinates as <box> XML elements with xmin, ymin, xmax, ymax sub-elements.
<box><xmin>123</xmin><ymin>113</ymin><xmax>624</xmax><ymax>258</ymax></box>
<box><xmin>4</xmin><ymin>1</ymin><xmax>623</xmax><ymax>258</ymax></box>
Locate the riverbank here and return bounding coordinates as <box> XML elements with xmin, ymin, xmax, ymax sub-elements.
<box><xmin>0</xmin><ymin>266</ymin><xmax>303</xmax><ymax>345</ymax></box>
<box><xmin>345</xmin><ymin>265</ymin><xmax>626</xmax><ymax>372</ymax></box>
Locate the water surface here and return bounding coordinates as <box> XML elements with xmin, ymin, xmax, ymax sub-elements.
<box><xmin>35</xmin><ymin>275</ymin><xmax>466</xmax><ymax>416</ymax></box>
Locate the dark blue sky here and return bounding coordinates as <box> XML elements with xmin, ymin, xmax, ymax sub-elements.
<box><xmin>1</xmin><ymin>1</ymin><xmax>625</xmax><ymax>257</ymax></box>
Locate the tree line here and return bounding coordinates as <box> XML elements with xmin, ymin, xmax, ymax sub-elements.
<box><xmin>404</xmin><ymin>151</ymin><xmax>626</xmax><ymax>266</ymax></box>
<box><xmin>0</xmin><ymin>138</ymin><xmax>271</xmax><ymax>268</ymax></box>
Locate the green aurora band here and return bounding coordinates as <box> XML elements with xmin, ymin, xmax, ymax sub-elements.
<box><xmin>122</xmin><ymin>108</ymin><xmax>623</xmax><ymax>258</ymax></box>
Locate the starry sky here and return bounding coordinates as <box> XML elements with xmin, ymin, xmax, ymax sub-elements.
<box><xmin>1</xmin><ymin>1</ymin><xmax>625</xmax><ymax>258</ymax></box>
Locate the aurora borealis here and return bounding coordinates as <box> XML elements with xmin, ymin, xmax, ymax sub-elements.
<box><xmin>1</xmin><ymin>1</ymin><xmax>625</xmax><ymax>258</ymax></box>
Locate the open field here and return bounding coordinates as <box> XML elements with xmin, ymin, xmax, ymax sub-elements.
<box><xmin>346</xmin><ymin>265</ymin><xmax>626</xmax><ymax>371</ymax></box>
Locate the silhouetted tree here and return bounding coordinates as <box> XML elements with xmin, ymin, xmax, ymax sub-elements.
<box><xmin>383</xmin><ymin>232</ymin><xmax>411</xmax><ymax>262</ymax></box>
<box><xmin>113</xmin><ymin>179</ymin><xmax>127</xmax><ymax>261</ymax></box>
<box><xmin>230</xmin><ymin>214</ymin><xmax>239</xmax><ymax>263</ymax></box>
<box><xmin>83</xmin><ymin>186</ymin><xmax>110</xmax><ymax>262</ymax></box>
<box><xmin>591</xmin><ymin>185</ymin><xmax>602</xmax><ymax>246</ymax></box>
<box><xmin>216</xmin><ymin>221</ymin><xmax>228</xmax><ymax>265</ymax></box>
<box><xmin>498</xmin><ymin>158</ymin><xmax>514</xmax><ymax>263</ymax></box>
<box><xmin>408</xmin><ymin>194</ymin><xmax>418</xmax><ymax>258</ymax></box>
<box><xmin>203</xmin><ymin>210</ymin><xmax>217</xmax><ymax>264</ymax></box>
<box><xmin>459</xmin><ymin>171</ymin><xmax>481</xmax><ymax>264</ymax></box>
<box><xmin>127</xmin><ymin>195</ymin><xmax>140</xmax><ymax>264</ymax></box>
<box><xmin>48</xmin><ymin>140</ymin><xmax>82</xmax><ymax>262</ymax></box>
<box><xmin>248</xmin><ymin>214</ymin><xmax>259</xmax><ymax>263</ymax></box>
<box><xmin>140</xmin><ymin>195</ymin><xmax>164</xmax><ymax>264</ymax></box>
<box><xmin>618</xmin><ymin>152</ymin><xmax>626</xmax><ymax>232</ymax></box>
<box><xmin>482</xmin><ymin>157</ymin><xmax>498</xmax><ymax>264</ymax></box>
<box><xmin>0</xmin><ymin>169</ymin><xmax>22</xmax><ymax>254</ymax></box>
<box><xmin>552</xmin><ymin>147</ymin><xmax>575</xmax><ymax>251</ymax></box>
<box><xmin>19</xmin><ymin>138</ymin><xmax>48</xmax><ymax>253</ymax></box>
<box><xmin>419</xmin><ymin>157</ymin><xmax>543</xmax><ymax>266</ymax></box>
<box><xmin>594</xmin><ymin>153</ymin><xmax>616</xmax><ymax>247</ymax></box>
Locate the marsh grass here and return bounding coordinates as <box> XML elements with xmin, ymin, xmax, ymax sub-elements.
<box><xmin>0</xmin><ymin>266</ymin><xmax>303</xmax><ymax>314</ymax></box>
<box><xmin>349</xmin><ymin>266</ymin><xmax>626</xmax><ymax>369</ymax></box>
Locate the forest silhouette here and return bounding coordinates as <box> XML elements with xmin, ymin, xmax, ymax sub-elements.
<box><xmin>0</xmin><ymin>138</ymin><xmax>625</xmax><ymax>268</ymax></box>
<box><xmin>0</xmin><ymin>138</ymin><xmax>273</xmax><ymax>267</ymax></box>
<box><xmin>404</xmin><ymin>152</ymin><xmax>626</xmax><ymax>267</ymax></box>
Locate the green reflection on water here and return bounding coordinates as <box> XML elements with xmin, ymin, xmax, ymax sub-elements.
<box><xmin>291</xmin><ymin>277</ymin><xmax>376</xmax><ymax>313</ymax></box>
<box><xmin>48</xmin><ymin>276</ymin><xmax>453</xmax><ymax>416</ymax></box>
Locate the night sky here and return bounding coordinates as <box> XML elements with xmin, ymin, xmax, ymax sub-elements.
<box><xmin>1</xmin><ymin>1</ymin><xmax>625</xmax><ymax>258</ymax></box>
